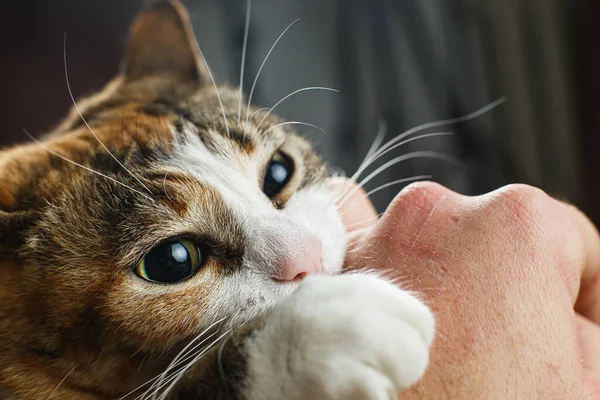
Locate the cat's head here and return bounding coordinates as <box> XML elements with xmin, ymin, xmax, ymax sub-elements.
<box><xmin>0</xmin><ymin>0</ymin><xmax>346</xmax><ymax>395</ymax></box>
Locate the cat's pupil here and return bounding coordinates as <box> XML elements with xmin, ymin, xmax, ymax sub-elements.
<box><xmin>137</xmin><ymin>240</ymin><xmax>202</xmax><ymax>283</ymax></box>
<box><xmin>263</xmin><ymin>152</ymin><xmax>293</xmax><ymax>199</ymax></box>
<box><xmin>146</xmin><ymin>242</ymin><xmax>190</xmax><ymax>282</ymax></box>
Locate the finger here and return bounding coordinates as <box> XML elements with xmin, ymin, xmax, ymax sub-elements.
<box><xmin>327</xmin><ymin>177</ymin><xmax>378</xmax><ymax>233</ymax></box>
<box><xmin>555</xmin><ymin>201</ymin><xmax>600</xmax><ymax>322</ymax></box>
<box><xmin>576</xmin><ymin>313</ymin><xmax>600</xmax><ymax>375</ymax></box>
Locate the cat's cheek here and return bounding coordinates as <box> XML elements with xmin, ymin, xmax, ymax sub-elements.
<box><xmin>102</xmin><ymin>271</ymin><xmax>219</xmax><ymax>351</ymax></box>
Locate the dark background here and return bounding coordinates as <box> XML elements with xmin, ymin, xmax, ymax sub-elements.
<box><xmin>1</xmin><ymin>0</ymin><xmax>598</xmax><ymax>225</ymax></box>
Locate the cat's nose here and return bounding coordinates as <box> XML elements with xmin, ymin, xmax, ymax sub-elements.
<box><xmin>272</xmin><ymin>236</ymin><xmax>323</xmax><ymax>282</ymax></box>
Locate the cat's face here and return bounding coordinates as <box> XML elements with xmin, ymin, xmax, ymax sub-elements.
<box><xmin>0</xmin><ymin>0</ymin><xmax>345</xmax><ymax>394</ymax></box>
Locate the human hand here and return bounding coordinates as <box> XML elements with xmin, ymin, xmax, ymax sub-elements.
<box><xmin>337</xmin><ymin>179</ymin><xmax>600</xmax><ymax>398</ymax></box>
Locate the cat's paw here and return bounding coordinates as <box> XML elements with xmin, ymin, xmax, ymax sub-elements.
<box><xmin>244</xmin><ymin>273</ymin><xmax>435</xmax><ymax>400</ymax></box>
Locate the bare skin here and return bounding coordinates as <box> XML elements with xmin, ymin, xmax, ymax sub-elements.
<box><xmin>336</xmin><ymin>179</ymin><xmax>600</xmax><ymax>399</ymax></box>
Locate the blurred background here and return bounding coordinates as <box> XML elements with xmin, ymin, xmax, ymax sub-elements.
<box><xmin>1</xmin><ymin>0</ymin><xmax>598</xmax><ymax>225</ymax></box>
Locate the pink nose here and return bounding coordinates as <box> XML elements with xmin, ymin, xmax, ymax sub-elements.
<box><xmin>272</xmin><ymin>236</ymin><xmax>323</xmax><ymax>282</ymax></box>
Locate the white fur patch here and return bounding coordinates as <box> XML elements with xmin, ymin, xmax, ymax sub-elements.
<box><xmin>244</xmin><ymin>273</ymin><xmax>435</xmax><ymax>399</ymax></box>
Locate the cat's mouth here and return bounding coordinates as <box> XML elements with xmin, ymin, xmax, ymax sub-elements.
<box><xmin>273</xmin><ymin>273</ymin><xmax>306</xmax><ymax>284</ymax></box>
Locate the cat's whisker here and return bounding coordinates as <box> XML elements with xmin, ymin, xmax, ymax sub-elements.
<box><xmin>367</xmin><ymin>98</ymin><xmax>506</xmax><ymax>169</ymax></box>
<box><xmin>331</xmin><ymin>132</ymin><xmax>454</xmax><ymax>207</ymax></box>
<box><xmin>149</xmin><ymin>311</ymin><xmax>244</xmax><ymax>399</ymax></box>
<box><xmin>119</xmin><ymin>317</ymin><xmax>226</xmax><ymax>400</ymax></box>
<box><xmin>248</xmin><ymin>107</ymin><xmax>270</xmax><ymax>123</ymax></box>
<box><xmin>128</xmin><ymin>318</ymin><xmax>226</xmax><ymax>400</ymax></box>
<box><xmin>130</xmin><ymin>355</ymin><xmax>207</xmax><ymax>400</ymax></box>
<box><xmin>237</xmin><ymin>0</ymin><xmax>251</xmax><ymax>123</ymax></box>
<box><xmin>216</xmin><ymin>318</ymin><xmax>249</xmax><ymax>394</ymax></box>
<box><xmin>336</xmin><ymin>99</ymin><xmax>506</xmax><ymax>204</ymax></box>
<box><xmin>23</xmin><ymin>130</ymin><xmax>153</xmax><ymax>201</ymax></box>
<box><xmin>139</xmin><ymin>363</ymin><xmax>191</xmax><ymax>400</ymax></box>
<box><xmin>245</xmin><ymin>18</ymin><xmax>300</xmax><ymax>123</ymax></box>
<box><xmin>344</xmin><ymin>213</ymin><xmax>383</xmax><ymax>229</ymax></box>
<box><xmin>46</xmin><ymin>365</ymin><xmax>78</xmax><ymax>400</ymax></box>
<box><xmin>256</xmin><ymin>87</ymin><xmax>339</xmax><ymax>129</ymax></box>
<box><xmin>146</xmin><ymin>318</ymin><xmax>226</xmax><ymax>400</ymax></box>
<box><xmin>364</xmin><ymin>175</ymin><xmax>432</xmax><ymax>200</ymax></box>
<box><xmin>337</xmin><ymin>175</ymin><xmax>432</xmax><ymax>217</ymax></box>
<box><xmin>156</xmin><ymin>329</ymin><xmax>233</xmax><ymax>400</ymax></box>
<box><xmin>162</xmin><ymin>172</ymin><xmax>172</xmax><ymax>201</ymax></box>
<box><xmin>363</xmin><ymin>121</ymin><xmax>388</xmax><ymax>166</ymax></box>
<box><xmin>145</xmin><ymin>355</ymin><xmax>210</xmax><ymax>400</ymax></box>
<box><xmin>338</xmin><ymin>152</ymin><xmax>461</xmax><ymax>208</ymax></box>
<box><xmin>63</xmin><ymin>33</ymin><xmax>154</xmax><ymax>196</ymax></box>
<box><xmin>137</xmin><ymin>355</ymin><xmax>148</xmax><ymax>373</ymax></box>
<box><xmin>144</xmin><ymin>334</ymin><xmax>220</xmax><ymax>400</ymax></box>
<box><xmin>348</xmin><ymin>132</ymin><xmax>454</xmax><ymax>187</ymax></box>
<box><xmin>261</xmin><ymin>121</ymin><xmax>326</xmax><ymax>138</ymax></box>
<box><xmin>189</xmin><ymin>30</ymin><xmax>231</xmax><ymax>139</ymax></box>
<box><xmin>325</xmin><ymin>124</ymin><xmax>387</xmax><ymax>208</ymax></box>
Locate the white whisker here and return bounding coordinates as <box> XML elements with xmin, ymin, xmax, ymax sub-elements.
<box><xmin>23</xmin><ymin>130</ymin><xmax>153</xmax><ymax>200</ymax></box>
<box><xmin>338</xmin><ymin>175</ymin><xmax>431</xmax><ymax>217</ymax></box>
<box><xmin>336</xmin><ymin>99</ymin><xmax>506</xmax><ymax>203</ymax></box>
<box><xmin>245</xmin><ymin>18</ymin><xmax>300</xmax><ymax>123</ymax></box>
<box><xmin>368</xmin><ymin>98</ymin><xmax>505</xmax><ymax>171</ymax></box>
<box><xmin>261</xmin><ymin>121</ymin><xmax>326</xmax><ymax>137</ymax></box>
<box><xmin>157</xmin><ymin>330</ymin><xmax>232</xmax><ymax>400</ymax></box>
<box><xmin>344</xmin><ymin>213</ymin><xmax>384</xmax><ymax>229</ymax></box>
<box><xmin>146</xmin><ymin>317</ymin><xmax>226</xmax><ymax>400</ymax></box>
<box><xmin>237</xmin><ymin>0</ymin><xmax>252</xmax><ymax>123</ymax></box>
<box><xmin>363</xmin><ymin>120</ymin><xmax>388</xmax><ymax>165</ymax></box>
<box><xmin>364</xmin><ymin>175</ymin><xmax>432</xmax><ymax>199</ymax></box>
<box><xmin>162</xmin><ymin>172</ymin><xmax>172</xmax><ymax>201</ymax></box>
<box><xmin>331</xmin><ymin>132</ymin><xmax>453</xmax><ymax>207</ymax></box>
<box><xmin>216</xmin><ymin>318</ymin><xmax>249</xmax><ymax>393</ymax></box>
<box><xmin>189</xmin><ymin>31</ymin><xmax>231</xmax><ymax>139</ymax></box>
<box><xmin>339</xmin><ymin>151</ymin><xmax>461</xmax><ymax>207</ymax></box>
<box><xmin>122</xmin><ymin>318</ymin><xmax>226</xmax><ymax>400</ymax></box>
<box><xmin>248</xmin><ymin>107</ymin><xmax>270</xmax><ymax>123</ymax></box>
<box><xmin>46</xmin><ymin>365</ymin><xmax>78</xmax><ymax>400</ymax></box>
<box><xmin>145</xmin><ymin>333</ymin><xmax>220</xmax><ymax>400</ymax></box>
<box><xmin>348</xmin><ymin>131</ymin><xmax>454</xmax><ymax>185</ymax></box>
<box><xmin>63</xmin><ymin>33</ymin><xmax>153</xmax><ymax>196</ymax></box>
<box><xmin>256</xmin><ymin>87</ymin><xmax>339</xmax><ymax>129</ymax></box>
<box><xmin>328</xmin><ymin>122</ymin><xmax>388</xmax><ymax>203</ymax></box>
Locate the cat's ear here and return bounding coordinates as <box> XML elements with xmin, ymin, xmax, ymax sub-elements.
<box><xmin>0</xmin><ymin>147</ymin><xmax>46</xmax><ymax>254</ymax></box>
<box><xmin>123</xmin><ymin>0</ymin><xmax>208</xmax><ymax>84</ymax></box>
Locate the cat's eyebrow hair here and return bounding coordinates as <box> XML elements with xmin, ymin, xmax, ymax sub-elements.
<box><xmin>225</xmin><ymin>127</ymin><xmax>256</xmax><ymax>153</ymax></box>
<box><xmin>141</xmin><ymin>99</ymin><xmax>257</xmax><ymax>154</ymax></box>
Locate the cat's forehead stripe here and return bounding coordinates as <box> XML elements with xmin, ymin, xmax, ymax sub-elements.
<box><xmin>138</xmin><ymin>96</ymin><xmax>259</xmax><ymax>155</ymax></box>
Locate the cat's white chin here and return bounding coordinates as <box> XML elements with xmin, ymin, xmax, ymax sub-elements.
<box><xmin>243</xmin><ymin>272</ymin><xmax>435</xmax><ymax>400</ymax></box>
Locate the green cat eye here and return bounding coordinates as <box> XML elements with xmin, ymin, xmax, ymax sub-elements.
<box><xmin>136</xmin><ymin>239</ymin><xmax>204</xmax><ymax>283</ymax></box>
<box><xmin>262</xmin><ymin>151</ymin><xmax>294</xmax><ymax>198</ymax></box>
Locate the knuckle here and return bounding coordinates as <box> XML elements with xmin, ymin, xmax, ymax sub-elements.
<box><xmin>492</xmin><ymin>184</ymin><xmax>549</xmax><ymax>235</ymax></box>
<box><xmin>388</xmin><ymin>181</ymin><xmax>452</xmax><ymax>216</ymax></box>
<box><xmin>401</xmin><ymin>181</ymin><xmax>449</xmax><ymax>202</ymax></box>
<box><xmin>376</xmin><ymin>182</ymin><xmax>461</xmax><ymax>253</ymax></box>
<box><xmin>382</xmin><ymin>181</ymin><xmax>449</xmax><ymax>231</ymax></box>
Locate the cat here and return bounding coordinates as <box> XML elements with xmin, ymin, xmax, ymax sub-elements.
<box><xmin>0</xmin><ymin>1</ymin><xmax>434</xmax><ymax>399</ymax></box>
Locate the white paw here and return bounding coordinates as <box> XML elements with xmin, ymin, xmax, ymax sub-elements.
<box><xmin>245</xmin><ymin>273</ymin><xmax>435</xmax><ymax>400</ymax></box>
